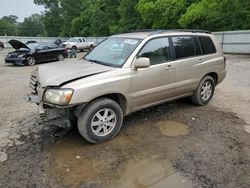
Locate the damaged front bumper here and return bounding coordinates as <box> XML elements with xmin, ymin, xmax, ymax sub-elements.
<box><xmin>25</xmin><ymin>94</ymin><xmax>75</xmax><ymax>128</ymax></box>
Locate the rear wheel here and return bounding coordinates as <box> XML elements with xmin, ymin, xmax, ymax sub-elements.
<box><xmin>57</xmin><ymin>53</ymin><xmax>64</xmax><ymax>61</ymax></box>
<box><xmin>26</xmin><ymin>56</ymin><xmax>36</xmax><ymax>66</ymax></box>
<box><xmin>191</xmin><ymin>75</ymin><xmax>215</xmax><ymax>106</ymax></box>
<box><xmin>77</xmin><ymin>98</ymin><xmax>123</xmax><ymax>144</ymax></box>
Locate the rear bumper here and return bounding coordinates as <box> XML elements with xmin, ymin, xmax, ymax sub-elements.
<box><xmin>5</xmin><ymin>57</ymin><xmax>26</xmax><ymax>65</ymax></box>
<box><xmin>217</xmin><ymin>70</ymin><xmax>227</xmax><ymax>85</ymax></box>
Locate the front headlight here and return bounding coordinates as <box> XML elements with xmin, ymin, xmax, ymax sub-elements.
<box><xmin>43</xmin><ymin>89</ymin><xmax>73</xmax><ymax>105</ymax></box>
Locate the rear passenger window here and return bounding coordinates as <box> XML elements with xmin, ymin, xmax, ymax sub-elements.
<box><xmin>199</xmin><ymin>36</ymin><xmax>216</xmax><ymax>54</ymax></box>
<box><xmin>138</xmin><ymin>38</ymin><xmax>170</xmax><ymax>65</ymax></box>
<box><xmin>172</xmin><ymin>36</ymin><xmax>195</xmax><ymax>59</ymax></box>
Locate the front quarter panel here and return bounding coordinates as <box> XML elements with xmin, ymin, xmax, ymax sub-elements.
<box><xmin>62</xmin><ymin>68</ymin><xmax>132</xmax><ymax>110</ymax></box>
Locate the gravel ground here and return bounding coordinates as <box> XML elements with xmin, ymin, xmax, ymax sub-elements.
<box><xmin>0</xmin><ymin>49</ymin><xmax>249</xmax><ymax>188</ymax></box>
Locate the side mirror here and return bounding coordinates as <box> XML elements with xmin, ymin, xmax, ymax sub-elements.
<box><xmin>133</xmin><ymin>57</ymin><xmax>150</xmax><ymax>69</ymax></box>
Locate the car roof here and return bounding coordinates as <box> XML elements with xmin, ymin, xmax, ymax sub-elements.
<box><xmin>112</xmin><ymin>29</ymin><xmax>212</xmax><ymax>39</ymax></box>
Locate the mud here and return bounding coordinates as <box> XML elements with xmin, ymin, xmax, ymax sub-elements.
<box><xmin>156</xmin><ymin>120</ymin><xmax>189</xmax><ymax>137</ymax></box>
<box><xmin>0</xmin><ymin>51</ymin><xmax>250</xmax><ymax>188</ymax></box>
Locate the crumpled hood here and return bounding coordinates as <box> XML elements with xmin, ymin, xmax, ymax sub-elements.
<box><xmin>9</xmin><ymin>40</ymin><xmax>30</xmax><ymax>50</ymax></box>
<box><xmin>37</xmin><ymin>60</ymin><xmax>115</xmax><ymax>87</ymax></box>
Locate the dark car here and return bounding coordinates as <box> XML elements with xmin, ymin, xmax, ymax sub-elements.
<box><xmin>53</xmin><ymin>39</ymin><xmax>65</xmax><ymax>47</ymax></box>
<box><xmin>26</xmin><ymin>40</ymin><xmax>37</xmax><ymax>45</ymax></box>
<box><xmin>5</xmin><ymin>40</ymin><xmax>67</xmax><ymax>66</ymax></box>
<box><xmin>0</xmin><ymin>41</ymin><xmax>4</xmax><ymax>50</ymax></box>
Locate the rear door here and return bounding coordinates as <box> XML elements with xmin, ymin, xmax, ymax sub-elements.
<box><xmin>171</xmin><ymin>35</ymin><xmax>217</xmax><ymax>96</ymax></box>
<box><xmin>131</xmin><ymin>37</ymin><xmax>175</xmax><ymax>111</ymax></box>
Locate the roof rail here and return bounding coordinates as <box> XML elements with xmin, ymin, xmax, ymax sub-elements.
<box><xmin>116</xmin><ymin>29</ymin><xmax>211</xmax><ymax>36</ymax></box>
<box><xmin>167</xmin><ymin>29</ymin><xmax>211</xmax><ymax>34</ymax></box>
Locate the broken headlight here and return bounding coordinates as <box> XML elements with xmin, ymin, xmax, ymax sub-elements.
<box><xmin>43</xmin><ymin>89</ymin><xmax>73</xmax><ymax>105</ymax></box>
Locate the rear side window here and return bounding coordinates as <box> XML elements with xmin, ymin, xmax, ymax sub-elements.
<box><xmin>199</xmin><ymin>36</ymin><xmax>216</xmax><ymax>54</ymax></box>
<box><xmin>172</xmin><ymin>36</ymin><xmax>196</xmax><ymax>59</ymax></box>
<box><xmin>138</xmin><ymin>38</ymin><xmax>170</xmax><ymax>65</ymax></box>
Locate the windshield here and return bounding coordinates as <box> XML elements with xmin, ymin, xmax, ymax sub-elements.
<box><xmin>27</xmin><ymin>43</ymin><xmax>39</xmax><ymax>50</ymax></box>
<box><xmin>67</xmin><ymin>38</ymin><xmax>78</xmax><ymax>42</ymax></box>
<box><xmin>19</xmin><ymin>43</ymin><xmax>38</xmax><ymax>51</ymax></box>
<box><xmin>84</xmin><ymin>37</ymin><xmax>142</xmax><ymax>67</ymax></box>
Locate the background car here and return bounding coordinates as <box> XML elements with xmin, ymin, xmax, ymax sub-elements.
<box><xmin>53</xmin><ymin>39</ymin><xmax>65</xmax><ymax>47</ymax></box>
<box><xmin>25</xmin><ymin>40</ymin><xmax>37</xmax><ymax>45</ymax></box>
<box><xmin>0</xmin><ymin>41</ymin><xmax>4</xmax><ymax>50</ymax></box>
<box><xmin>5</xmin><ymin>40</ymin><xmax>67</xmax><ymax>66</ymax></box>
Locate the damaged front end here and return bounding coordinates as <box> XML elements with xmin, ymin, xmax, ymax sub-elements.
<box><xmin>25</xmin><ymin>71</ymin><xmax>77</xmax><ymax>129</ymax></box>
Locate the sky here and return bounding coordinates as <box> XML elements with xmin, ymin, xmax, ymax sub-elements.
<box><xmin>0</xmin><ymin>0</ymin><xmax>45</xmax><ymax>22</ymax></box>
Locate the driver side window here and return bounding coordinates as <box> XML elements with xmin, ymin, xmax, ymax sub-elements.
<box><xmin>138</xmin><ymin>38</ymin><xmax>170</xmax><ymax>65</ymax></box>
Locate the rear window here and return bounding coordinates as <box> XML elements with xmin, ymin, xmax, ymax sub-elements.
<box><xmin>172</xmin><ymin>36</ymin><xmax>196</xmax><ymax>59</ymax></box>
<box><xmin>199</xmin><ymin>36</ymin><xmax>216</xmax><ymax>54</ymax></box>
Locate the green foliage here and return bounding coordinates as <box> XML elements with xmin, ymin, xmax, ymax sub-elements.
<box><xmin>1</xmin><ymin>0</ymin><xmax>250</xmax><ymax>37</ymax></box>
<box><xmin>18</xmin><ymin>14</ymin><xmax>45</xmax><ymax>36</ymax></box>
<box><xmin>0</xmin><ymin>15</ymin><xmax>19</xmax><ymax>36</ymax></box>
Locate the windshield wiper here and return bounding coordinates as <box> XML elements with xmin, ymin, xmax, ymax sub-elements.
<box><xmin>85</xmin><ymin>58</ymin><xmax>112</xmax><ymax>67</ymax></box>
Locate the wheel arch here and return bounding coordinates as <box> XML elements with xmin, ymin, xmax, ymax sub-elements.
<box><xmin>205</xmin><ymin>72</ymin><xmax>218</xmax><ymax>85</ymax></box>
<box><xmin>74</xmin><ymin>93</ymin><xmax>128</xmax><ymax>117</ymax></box>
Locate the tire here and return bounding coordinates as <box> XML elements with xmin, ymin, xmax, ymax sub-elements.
<box><xmin>26</xmin><ymin>56</ymin><xmax>36</xmax><ymax>66</ymax></box>
<box><xmin>0</xmin><ymin>46</ymin><xmax>3</xmax><ymax>51</ymax></box>
<box><xmin>89</xmin><ymin>45</ymin><xmax>94</xmax><ymax>51</ymax></box>
<box><xmin>57</xmin><ymin>53</ymin><xmax>64</xmax><ymax>61</ymax></box>
<box><xmin>77</xmin><ymin>98</ymin><xmax>123</xmax><ymax>144</ymax></box>
<box><xmin>191</xmin><ymin>75</ymin><xmax>215</xmax><ymax>106</ymax></box>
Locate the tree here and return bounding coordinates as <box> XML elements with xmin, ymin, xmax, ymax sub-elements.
<box><xmin>179</xmin><ymin>0</ymin><xmax>250</xmax><ymax>31</ymax></box>
<box><xmin>0</xmin><ymin>15</ymin><xmax>18</xmax><ymax>36</ymax></box>
<box><xmin>17</xmin><ymin>14</ymin><xmax>45</xmax><ymax>36</ymax></box>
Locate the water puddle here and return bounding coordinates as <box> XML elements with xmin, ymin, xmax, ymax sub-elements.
<box><xmin>47</xmin><ymin>133</ymin><xmax>143</xmax><ymax>187</ymax></box>
<box><xmin>47</xmin><ymin>135</ymin><xmax>99</xmax><ymax>187</ymax></box>
<box><xmin>113</xmin><ymin>158</ymin><xmax>192</xmax><ymax>188</ymax></box>
<box><xmin>156</xmin><ymin>120</ymin><xmax>189</xmax><ymax>137</ymax></box>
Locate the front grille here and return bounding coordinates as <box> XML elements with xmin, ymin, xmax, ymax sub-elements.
<box><xmin>29</xmin><ymin>75</ymin><xmax>39</xmax><ymax>94</ymax></box>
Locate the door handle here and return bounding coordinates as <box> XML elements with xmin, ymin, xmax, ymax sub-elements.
<box><xmin>165</xmin><ymin>65</ymin><xmax>174</xmax><ymax>70</ymax></box>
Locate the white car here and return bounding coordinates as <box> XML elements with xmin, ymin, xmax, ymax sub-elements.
<box><xmin>62</xmin><ymin>37</ymin><xmax>95</xmax><ymax>51</ymax></box>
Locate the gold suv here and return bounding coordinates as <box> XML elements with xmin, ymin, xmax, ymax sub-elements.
<box><xmin>26</xmin><ymin>30</ymin><xmax>226</xmax><ymax>143</ymax></box>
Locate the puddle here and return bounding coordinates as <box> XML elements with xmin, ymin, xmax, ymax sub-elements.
<box><xmin>156</xmin><ymin>120</ymin><xmax>189</xmax><ymax>137</ymax></box>
<box><xmin>47</xmin><ymin>132</ymin><xmax>143</xmax><ymax>187</ymax></box>
<box><xmin>47</xmin><ymin>135</ymin><xmax>99</xmax><ymax>187</ymax></box>
<box><xmin>113</xmin><ymin>158</ymin><xmax>192</xmax><ymax>188</ymax></box>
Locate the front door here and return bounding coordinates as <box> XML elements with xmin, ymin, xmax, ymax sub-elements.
<box><xmin>131</xmin><ymin>37</ymin><xmax>175</xmax><ymax>111</ymax></box>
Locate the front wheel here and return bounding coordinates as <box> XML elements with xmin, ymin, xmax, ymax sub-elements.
<box><xmin>89</xmin><ymin>45</ymin><xmax>94</xmax><ymax>51</ymax></box>
<box><xmin>77</xmin><ymin>98</ymin><xmax>123</xmax><ymax>144</ymax></box>
<box><xmin>191</xmin><ymin>75</ymin><xmax>215</xmax><ymax>106</ymax></box>
<box><xmin>26</xmin><ymin>56</ymin><xmax>36</xmax><ymax>66</ymax></box>
<box><xmin>57</xmin><ymin>53</ymin><xmax>64</xmax><ymax>61</ymax></box>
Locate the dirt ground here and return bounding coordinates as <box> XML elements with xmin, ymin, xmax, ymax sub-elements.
<box><xmin>0</xmin><ymin>49</ymin><xmax>250</xmax><ymax>188</ymax></box>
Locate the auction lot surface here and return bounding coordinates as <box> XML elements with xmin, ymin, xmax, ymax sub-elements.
<box><xmin>0</xmin><ymin>49</ymin><xmax>250</xmax><ymax>188</ymax></box>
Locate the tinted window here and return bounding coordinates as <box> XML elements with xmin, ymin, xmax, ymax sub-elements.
<box><xmin>37</xmin><ymin>44</ymin><xmax>49</xmax><ymax>50</ymax></box>
<box><xmin>199</xmin><ymin>36</ymin><xmax>216</xmax><ymax>54</ymax></box>
<box><xmin>48</xmin><ymin>44</ymin><xmax>58</xmax><ymax>49</ymax></box>
<box><xmin>194</xmin><ymin>37</ymin><xmax>202</xmax><ymax>55</ymax></box>
<box><xmin>172</xmin><ymin>36</ymin><xmax>195</xmax><ymax>59</ymax></box>
<box><xmin>138</xmin><ymin>38</ymin><xmax>170</xmax><ymax>65</ymax></box>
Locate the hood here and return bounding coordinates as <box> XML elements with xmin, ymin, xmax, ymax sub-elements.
<box><xmin>9</xmin><ymin>40</ymin><xmax>30</xmax><ymax>50</ymax></box>
<box><xmin>38</xmin><ymin>60</ymin><xmax>115</xmax><ymax>87</ymax></box>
